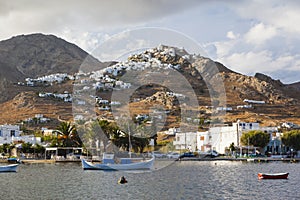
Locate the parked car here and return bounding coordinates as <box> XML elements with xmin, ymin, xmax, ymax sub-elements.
<box><xmin>179</xmin><ymin>152</ymin><xmax>195</xmax><ymax>158</ymax></box>
<box><xmin>198</xmin><ymin>150</ymin><xmax>219</xmax><ymax>158</ymax></box>
<box><xmin>249</xmin><ymin>153</ymin><xmax>266</xmax><ymax>158</ymax></box>
<box><xmin>208</xmin><ymin>150</ymin><xmax>219</xmax><ymax>157</ymax></box>
<box><xmin>167</xmin><ymin>152</ymin><xmax>180</xmax><ymax>159</ymax></box>
<box><xmin>153</xmin><ymin>151</ymin><xmax>166</xmax><ymax>158</ymax></box>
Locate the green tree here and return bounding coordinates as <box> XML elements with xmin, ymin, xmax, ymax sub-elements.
<box><xmin>22</xmin><ymin>142</ymin><xmax>33</xmax><ymax>153</ymax></box>
<box><xmin>131</xmin><ymin>136</ymin><xmax>150</xmax><ymax>153</ymax></box>
<box><xmin>241</xmin><ymin>130</ymin><xmax>270</xmax><ymax>153</ymax></box>
<box><xmin>56</xmin><ymin>122</ymin><xmax>82</xmax><ymax>147</ymax></box>
<box><xmin>111</xmin><ymin>130</ymin><xmax>149</xmax><ymax>153</ymax></box>
<box><xmin>0</xmin><ymin>143</ymin><xmax>15</xmax><ymax>156</ymax></box>
<box><xmin>97</xmin><ymin>120</ymin><xmax>116</xmax><ymax>151</ymax></box>
<box><xmin>281</xmin><ymin>130</ymin><xmax>300</xmax><ymax>151</ymax></box>
<box><xmin>34</xmin><ymin>143</ymin><xmax>45</xmax><ymax>154</ymax></box>
<box><xmin>110</xmin><ymin>129</ymin><xmax>130</xmax><ymax>151</ymax></box>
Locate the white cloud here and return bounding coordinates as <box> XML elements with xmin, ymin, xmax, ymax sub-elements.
<box><xmin>212</xmin><ymin>39</ymin><xmax>242</xmax><ymax>59</ymax></box>
<box><xmin>59</xmin><ymin>29</ymin><xmax>111</xmax><ymax>53</ymax></box>
<box><xmin>218</xmin><ymin>50</ymin><xmax>300</xmax><ymax>78</ymax></box>
<box><xmin>226</xmin><ymin>31</ymin><xmax>237</xmax><ymax>40</ymax></box>
<box><xmin>229</xmin><ymin>1</ymin><xmax>300</xmax><ymax>35</ymax></box>
<box><xmin>244</xmin><ymin>23</ymin><xmax>278</xmax><ymax>46</ymax></box>
<box><xmin>0</xmin><ymin>0</ymin><xmax>201</xmax><ymax>42</ymax></box>
<box><xmin>220</xmin><ymin>50</ymin><xmax>272</xmax><ymax>74</ymax></box>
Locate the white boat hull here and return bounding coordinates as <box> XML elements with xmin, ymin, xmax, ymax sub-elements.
<box><xmin>0</xmin><ymin>164</ymin><xmax>19</xmax><ymax>172</ymax></box>
<box><xmin>81</xmin><ymin>157</ymin><xmax>155</xmax><ymax>171</ymax></box>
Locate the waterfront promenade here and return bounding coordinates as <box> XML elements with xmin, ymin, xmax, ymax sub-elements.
<box><xmin>178</xmin><ymin>156</ymin><xmax>300</xmax><ymax>163</ymax></box>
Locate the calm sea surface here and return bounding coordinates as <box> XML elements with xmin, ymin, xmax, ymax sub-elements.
<box><xmin>0</xmin><ymin>160</ymin><xmax>299</xmax><ymax>200</ymax></box>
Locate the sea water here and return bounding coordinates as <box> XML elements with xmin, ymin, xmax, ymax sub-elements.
<box><xmin>0</xmin><ymin>160</ymin><xmax>299</xmax><ymax>200</ymax></box>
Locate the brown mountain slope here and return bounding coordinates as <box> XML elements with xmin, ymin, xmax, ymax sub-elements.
<box><xmin>0</xmin><ymin>33</ymin><xmax>103</xmax><ymax>102</ymax></box>
<box><xmin>0</xmin><ymin>91</ymin><xmax>73</xmax><ymax>126</ymax></box>
<box><xmin>288</xmin><ymin>81</ymin><xmax>300</xmax><ymax>91</ymax></box>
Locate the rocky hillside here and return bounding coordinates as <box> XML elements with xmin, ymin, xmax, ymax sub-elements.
<box><xmin>0</xmin><ymin>35</ymin><xmax>299</xmax><ymax>129</ymax></box>
<box><xmin>0</xmin><ymin>33</ymin><xmax>103</xmax><ymax>102</ymax></box>
<box><xmin>288</xmin><ymin>81</ymin><xmax>300</xmax><ymax>91</ymax></box>
<box><xmin>122</xmin><ymin>46</ymin><xmax>300</xmax><ymax>126</ymax></box>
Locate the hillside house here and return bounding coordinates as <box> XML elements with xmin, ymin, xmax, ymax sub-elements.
<box><xmin>164</xmin><ymin>127</ymin><xmax>180</xmax><ymax>136</ymax></box>
<box><xmin>42</xmin><ymin>129</ymin><xmax>56</xmax><ymax>137</ymax></box>
<box><xmin>243</xmin><ymin>99</ymin><xmax>265</xmax><ymax>104</ymax></box>
<box><xmin>216</xmin><ymin>107</ymin><xmax>233</xmax><ymax>111</ymax></box>
<box><xmin>24</xmin><ymin>73</ymin><xmax>73</xmax><ymax>86</ymax></box>
<box><xmin>110</xmin><ymin>101</ymin><xmax>121</xmax><ymax>106</ymax></box>
<box><xmin>237</xmin><ymin>105</ymin><xmax>252</xmax><ymax>109</ymax></box>
<box><xmin>74</xmin><ymin>115</ymin><xmax>84</xmax><ymax>121</ymax></box>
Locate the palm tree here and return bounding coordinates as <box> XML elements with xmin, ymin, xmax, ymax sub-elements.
<box><xmin>110</xmin><ymin>129</ymin><xmax>129</xmax><ymax>151</ymax></box>
<box><xmin>96</xmin><ymin>120</ymin><xmax>112</xmax><ymax>151</ymax></box>
<box><xmin>132</xmin><ymin>136</ymin><xmax>150</xmax><ymax>153</ymax></box>
<box><xmin>56</xmin><ymin>122</ymin><xmax>82</xmax><ymax>147</ymax></box>
<box><xmin>110</xmin><ymin>125</ymin><xmax>150</xmax><ymax>153</ymax></box>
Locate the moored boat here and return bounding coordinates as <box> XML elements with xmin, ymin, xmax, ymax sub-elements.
<box><xmin>0</xmin><ymin>164</ymin><xmax>19</xmax><ymax>172</ymax></box>
<box><xmin>258</xmin><ymin>172</ymin><xmax>289</xmax><ymax>179</ymax></box>
<box><xmin>7</xmin><ymin>157</ymin><xmax>21</xmax><ymax>163</ymax></box>
<box><xmin>81</xmin><ymin>154</ymin><xmax>155</xmax><ymax>171</ymax></box>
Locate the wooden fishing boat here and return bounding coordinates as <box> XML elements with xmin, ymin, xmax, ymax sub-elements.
<box><xmin>258</xmin><ymin>172</ymin><xmax>289</xmax><ymax>179</ymax></box>
<box><xmin>81</xmin><ymin>155</ymin><xmax>154</xmax><ymax>171</ymax></box>
<box><xmin>0</xmin><ymin>164</ymin><xmax>19</xmax><ymax>172</ymax></box>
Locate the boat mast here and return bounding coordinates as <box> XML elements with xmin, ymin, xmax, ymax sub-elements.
<box><xmin>128</xmin><ymin>123</ymin><xmax>132</xmax><ymax>158</ymax></box>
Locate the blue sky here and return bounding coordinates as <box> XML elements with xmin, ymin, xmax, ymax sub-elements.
<box><xmin>0</xmin><ymin>0</ymin><xmax>300</xmax><ymax>83</ymax></box>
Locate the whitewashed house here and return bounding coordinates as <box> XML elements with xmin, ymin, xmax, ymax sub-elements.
<box><xmin>237</xmin><ymin>104</ymin><xmax>252</xmax><ymax>109</ymax></box>
<box><xmin>243</xmin><ymin>99</ymin><xmax>265</xmax><ymax>104</ymax></box>
<box><xmin>42</xmin><ymin>129</ymin><xmax>56</xmax><ymax>137</ymax></box>
<box><xmin>164</xmin><ymin>127</ymin><xmax>180</xmax><ymax>136</ymax></box>
<box><xmin>216</xmin><ymin>107</ymin><xmax>233</xmax><ymax>111</ymax></box>
<box><xmin>74</xmin><ymin>115</ymin><xmax>84</xmax><ymax>121</ymax></box>
<box><xmin>0</xmin><ymin>124</ymin><xmax>41</xmax><ymax>145</ymax></box>
<box><xmin>197</xmin><ymin>121</ymin><xmax>262</xmax><ymax>154</ymax></box>
<box><xmin>0</xmin><ymin>124</ymin><xmax>21</xmax><ymax>138</ymax></box>
<box><xmin>173</xmin><ymin>132</ymin><xmax>198</xmax><ymax>151</ymax></box>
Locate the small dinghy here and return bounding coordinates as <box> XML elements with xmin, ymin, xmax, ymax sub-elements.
<box><xmin>258</xmin><ymin>172</ymin><xmax>289</xmax><ymax>179</ymax></box>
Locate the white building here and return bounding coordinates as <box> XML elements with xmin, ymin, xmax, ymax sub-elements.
<box><xmin>42</xmin><ymin>129</ymin><xmax>56</xmax><ymax>137</ymax></box>
<box><xmin>172</xmin><ymin>121</ymin><xmax>277</xmax><ymax>154</ymax></box>
<box><xmin>216</xmin><ymin>107</ymin><xmax>233</xmax><ymax>111</ymax></box>
<box><xmin>0</xmin><ymin>124</ymin><xmax>21</xmax><ymax>138</ymax></box>
<box><xmin>164</xmin><ymin>127</ymin><xmax>180</xmax><ymax>136</ymax></box>
<box><xmin>197</xmin><ymin>121</ymin><xmax>262</xmax><ymax>154</ymax></box>
<box><xmin>173</xmin><ymin>132</ymin><xmax>198</xmax><ymax>151</ymax></box>
<box><xmin>243</xmin><ymin>99</ymin><xmax>265</xmax><ymax>104</ymax></box>
<box><xmin>0</xmin><ymin>124</ymin><xmax>41</xmax><ymax>145</ymax></box>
